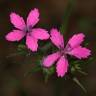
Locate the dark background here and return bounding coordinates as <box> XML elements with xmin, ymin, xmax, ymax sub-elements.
<box><xmin>0</xmin><ymin>0</ymin><xmax>96</xmax><ymax>96</ymax></box>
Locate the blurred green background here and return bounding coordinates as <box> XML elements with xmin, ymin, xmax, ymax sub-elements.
<box><xmin>0</xmin><ymin>0</ymin><xmax>96</xmax><ymax>96</ymax></box>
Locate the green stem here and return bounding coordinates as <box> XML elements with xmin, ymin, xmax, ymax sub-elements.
<box><xmin>54</xmin><ymin>0</ymin><xmax>76</xmax><ymax>96</ymax></box>
<box><xmin>60</xmin><ymin>0</ymin><xmax>75</xmax><ymax>34</ymax></box>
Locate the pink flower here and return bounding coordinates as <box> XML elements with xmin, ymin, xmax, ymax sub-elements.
<box><xmin>5</xmin><ymin>8</ymin><xmax>49</xmax><ymax>51</ymax></box>
<box><xmin>43</xmin><ymin>28</ymin><xmax>91</xmax><ymax>77</ymax></box>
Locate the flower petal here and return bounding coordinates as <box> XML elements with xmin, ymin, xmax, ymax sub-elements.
<box><xmin>5</xmin><ymin>30</ymin><xmax>25</xmax><ymax>41</ymax></box>
<box><xmin>26</xmin><ymin>34</ymin><xmax>38</xmax><ymax>52</ymax></box>
<box><xmin>68</xmin><ymin>46</ymin><xmax>91</xmax><ymax>59</ymax></box>
<box><xmin>50</xmin><ymin>28</ymin><xmax>64</xmax><ymax>48</ymax></box>
<box><xmin>27</xmin><ymin>8</ymin><xmax>39</xmax><ymax>27</ymax></box>
<box><xmin>10</xmin><ymin>13</ymin><xmax>26</xmax><ymax>30</ymax></box>
<box><xmin>56</xmin><ymin>56</ymin><xmax>68</xmax><ymax>77</ymax></box>
<box><xmin>43</xmin><ymin>52</ymin><xmax>61</xmax><ymax>67</ymax></box>
<box><xmin>32</xmin><ymin>28</ymin><xmax>49</xmax><ymax>40</ymax></box>
<box><xmin>68</xmin><ymin>33</ymin><xmax>85</xmax><ymax>48</ymax></box>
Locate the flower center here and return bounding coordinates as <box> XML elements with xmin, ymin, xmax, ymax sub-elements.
<box><xmin>59</xmin><ymin>47</ymin><xmax>66</xmax><ymax>56</ymax></box>
<box><xmin>59</xmin><ymin>44</ymin><xmax>72</xmax><ymax>56</ymax></box>
<box><xmin>23</xmin><ymin>25</ymin><xmax>33</xmax><ymax>35</ymax></box>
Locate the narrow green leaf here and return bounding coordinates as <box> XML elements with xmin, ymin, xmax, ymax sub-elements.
<box><xmin>6</xmin><ymin>51</ymin><xmax>27</xmax><ymax>58</ymax></box>
<box><xmin>40</xmin><ymin>42</ymin><xmax>52</xmax><ymax>51</ymax></box>
<box><xmin>24</xmin><ymin>65</ymin><xmax>42</xmax><ymax>77</ymax></box>
<box><xmin>18</xmin><ymin>44</ymin><xmax>26</xmax><ymax>51</ymax></box>
<box><xmin>73</xmin><ymin>77</ymin><xmax>87</xmax><ymax>93</ymax></box>
<box><xmin>77</xmin><ymin>70</ymin><xmax>88</xmax><ymax>76</ymax></box>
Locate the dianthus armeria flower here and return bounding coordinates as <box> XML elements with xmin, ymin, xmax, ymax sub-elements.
<box><xmin>5</xmin><ymin>8</ymin><xmax>49</xmax><ymax>51</ymax></box>
<box><xmin>43</xmin><ymin>28</ymin><xmax>91</xmax><ymax>77</ymax></box>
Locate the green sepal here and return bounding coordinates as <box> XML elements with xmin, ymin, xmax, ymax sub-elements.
<box><xmin>43</xmin><ymin>66</ymin><xmax>55</xmax><ymax>83</ymax></box>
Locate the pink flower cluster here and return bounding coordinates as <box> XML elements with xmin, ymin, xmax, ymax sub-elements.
<box><xmin>5</xmin><ymin>8</ymin><xmax>91</xmax><ymax>77</ymax></box>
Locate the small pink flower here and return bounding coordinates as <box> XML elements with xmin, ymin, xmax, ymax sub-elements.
<box><xmin>43</xmin><ymin>28</ymin><xmax>91</xmax><ymax>77</ymax></box>
<box><xmin>5</xmin><ymin>8</ymin><xmax>49</xmax><ymax>51</ymax></box>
